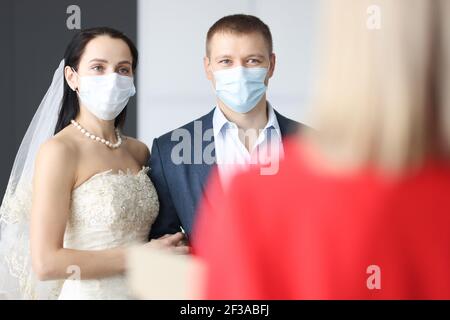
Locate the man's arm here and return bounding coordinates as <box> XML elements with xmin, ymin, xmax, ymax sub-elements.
<box><xmin>148</xmin><ymin>138</ymin><xmax>182</xmax><ymax>239</ymax></box>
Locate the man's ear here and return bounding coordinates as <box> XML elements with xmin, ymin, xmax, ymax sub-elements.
<box><xmin>64</xmin><ymin>66</ymin><xmax>78</xmax><ymax>91</ymax></box>
<box><xmin>268</xmin><ymin>53</ymin><xmax>276</xmax><ymax>79</ymax></box>
<box><xmin>203</xmin><ymin>56</ymin><xmax>213</xmax><ymax>81</ymax></box>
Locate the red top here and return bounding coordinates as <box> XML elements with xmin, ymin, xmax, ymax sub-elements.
<box><xmin>193</xmin><ymin>139</ymin><xmax>450</xmax><ymax>299</ymax></box>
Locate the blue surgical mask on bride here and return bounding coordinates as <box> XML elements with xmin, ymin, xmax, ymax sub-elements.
<box><xmin>213</xmin><ymin>66</ymin><xmax>268</xmax><ymax>114</ymax></box>
<box><xmin>74</xmin><ymin>69</ymin><xmax>136</xmax><ymax>121</ymax></box>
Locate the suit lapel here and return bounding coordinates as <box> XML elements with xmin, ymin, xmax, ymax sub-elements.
<box><xmin>190</xmin><ymin>109</ymin><xmax>217</xmax><ymax>203</ymax></box>
<box><xmin>274</xmin><ymin>109</ymin><xmax>298</xmax><ymax>138</ymax></box>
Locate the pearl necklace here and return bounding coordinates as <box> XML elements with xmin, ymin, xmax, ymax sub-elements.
<box><xmin>71</xmin><ymin>119</ymin><xmax>122</xmax><ymax>149</ymax></box>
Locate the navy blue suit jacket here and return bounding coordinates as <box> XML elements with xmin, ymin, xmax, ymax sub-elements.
<box><xmin>148</xmin><ymin>107</ymin><xmax>302</xmax><ymax>240</ymax></box>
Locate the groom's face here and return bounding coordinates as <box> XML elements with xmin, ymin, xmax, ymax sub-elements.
<box><xmin>203</xmin><ymin>32</ymin><xmax>276</xmax><ymax>87</ymax></box>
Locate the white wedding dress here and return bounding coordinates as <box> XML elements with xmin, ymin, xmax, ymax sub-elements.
<box><xmin>57</xmin><ymin>166</ymin><xmax>159</xmax><ymax>300</ymax></box>
<box><xmin>0</xmin><ymin>61</ymin><xmax>160</xmax><ymax>300</ymax></box>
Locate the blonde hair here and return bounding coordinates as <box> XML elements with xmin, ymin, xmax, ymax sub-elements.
<box><xmin>307</xmin><ymin>0</ymin><xmax>450</xmax><ymax>174</ymax></box>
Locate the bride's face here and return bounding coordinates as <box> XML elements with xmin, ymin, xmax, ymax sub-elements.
<box><xmin>65</xmin><ymin>35</ymin><xmax>134</xmax><ymax>91</ymax></box>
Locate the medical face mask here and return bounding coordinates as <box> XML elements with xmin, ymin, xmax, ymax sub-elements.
<box><xmin>74</xmin><ymin>70</ymin><xmax>136</xmax><ymax>121</ymax></box>
<box><xmin>213</xmin><ymin>66</ymin><xmax>268</xmax><ymax>114</ymax></box>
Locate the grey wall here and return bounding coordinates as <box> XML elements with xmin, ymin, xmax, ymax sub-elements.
<box><xmin>0</xmin><ymin>0</ymin><xmax>137</xmax><ymax>198</ymax></box>
<box><xmin>0</xmin><ymin>1</ymin><xmax>15</xmax><ymax>201</ymax></box>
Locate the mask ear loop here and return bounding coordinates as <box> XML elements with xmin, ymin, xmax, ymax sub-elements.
<box><xmin>263</xmin><ymin>61</ymin><xmax>271</xmax><ymax>85</ymax></box>
<box><xmin>70</xmin><ymin>67</ymin><xmax>80</xmax><ymax>93</ymax></box>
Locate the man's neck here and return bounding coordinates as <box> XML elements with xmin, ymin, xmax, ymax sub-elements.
<box><xmin>218</xmin><ymin>98</ymin><xmax>269</xmax><ymax>132</ymax></box>
<box><xmin>218</xmin><ymin>98</ymin><xmax>269</xmax><ymax>152</ymax></box>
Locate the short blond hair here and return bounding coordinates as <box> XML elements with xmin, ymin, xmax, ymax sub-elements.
<box><xmin>307</xmin><ymin>0</ymin><xmax>450</xmax><ymax>174</ymax></box>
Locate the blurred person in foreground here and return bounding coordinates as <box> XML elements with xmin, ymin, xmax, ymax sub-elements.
<box><xmin>193</xmin><ymin>0</ymin><xmax>450</xmax><ymax>299</ymax></box>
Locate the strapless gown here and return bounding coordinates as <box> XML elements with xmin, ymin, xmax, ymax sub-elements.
<box><xmin>57</xmin><ymin>166</ymin><xmax>159</xmax><ymax>300</ymax></box>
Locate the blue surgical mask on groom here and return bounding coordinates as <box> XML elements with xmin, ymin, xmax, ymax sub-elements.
<box><xmin>213</xmin><ymin>66</ymin><xmax>268</xmax><ymax>114</ymax></box>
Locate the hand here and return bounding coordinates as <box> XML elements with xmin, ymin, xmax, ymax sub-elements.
<box><xmin>144</xmin><ymin>232</ymin><xmax>190</xmax><ymax>255</ymax></box>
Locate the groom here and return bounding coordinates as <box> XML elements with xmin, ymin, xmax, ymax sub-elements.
<box><xmin>148</xmin><ymin>14</ymin><xmax>305</xmax><ymax>241</ymax></box>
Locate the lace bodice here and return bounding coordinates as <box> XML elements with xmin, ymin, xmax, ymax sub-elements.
<box><xmin>64</xmin><ymin>166</ymin><xmax>159</xmax><ymax>250</ymax></box>
<box><xmin>58</xmin><ymin>166</ymin><xmax>159</xmax><ymax>299</ymax></box>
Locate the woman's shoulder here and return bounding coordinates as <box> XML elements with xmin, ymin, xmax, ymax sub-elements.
<box><xmin>42</xmin><ymin>124</ymin><xmax>80</xmax><ymax>154</ymax></box>
<box><xmin>123</xmin><ymin>136</ymin><xmax>150</xmax><ymax>165</ymax></box>
<box><xmin>33</xmin><ymin>133</ymin><xmax>80</xmax><ymax>188</ymax></box>
<box><xmin>36</xmin><ymin>134</ymin><xmax>78</xmax><ymax>169</ymax></box>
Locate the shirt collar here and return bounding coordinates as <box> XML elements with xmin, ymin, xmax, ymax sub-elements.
<box><xmin>213</xmin><ymin>104</ymin><xmax>230</xmax><ymax>139</ymax></box>
<box><xmin>265</xmin><ymin>102</ymin><xmax>282</xmax><ymax>137</ymax></box>
<box><xmin>213</xmin><ymin>102</ymin><xmax>282</xmax><ymax>139</ymax></box>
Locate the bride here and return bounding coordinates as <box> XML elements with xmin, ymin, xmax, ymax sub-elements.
<box><xmin>0</xmin><ymin>27</ymin><xmax>187</xmax><ymax>300</ymax></box>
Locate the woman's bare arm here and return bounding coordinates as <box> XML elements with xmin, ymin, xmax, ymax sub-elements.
<box><xmin>30</xmin><ymin>138</ymin><xmax>126</xmax><ymax>281</ymax></box>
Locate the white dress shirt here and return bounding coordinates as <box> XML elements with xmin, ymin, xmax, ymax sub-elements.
<box><xmin>213</xmin><ymin>103</ymin><xmax>284</xmax><ymax>188</ymax></box>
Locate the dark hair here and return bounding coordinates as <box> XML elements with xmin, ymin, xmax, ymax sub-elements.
<box><xmin>206</xmin><ymin>14</ymin><xmax>273</xmax><ymax>56</ymax></box>
<box><xmin>54</xmin><ymin>27</ymin><xmax>138</xmax><ymax>134</ymax></box>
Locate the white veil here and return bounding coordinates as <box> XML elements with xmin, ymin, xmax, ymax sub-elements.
<box><xmin>0</xmin><ymin>59</ymin><xmax>65</xmax><ymax>299</ymax></box>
